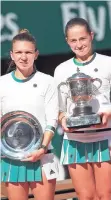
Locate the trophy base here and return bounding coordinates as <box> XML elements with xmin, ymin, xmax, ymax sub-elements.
<box><xmin>66</xmin><ymin>114</ymin><xmax>101</xmax><ymax>128</ymax></box>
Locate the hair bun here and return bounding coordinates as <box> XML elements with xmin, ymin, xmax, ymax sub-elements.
<box><xmin>19</xmin><ymin>29</ymin><xmax>30</xmax><ymax>34</ymax></box>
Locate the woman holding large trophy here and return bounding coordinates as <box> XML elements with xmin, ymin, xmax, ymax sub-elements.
<box><xmin>0</xmin><ymin>29</ymin><xmax>59</xmax><ymax>200</ymax></box>
<box><xmin>54</xmin><ymin>18</ymin><xmax>111</xmax><ymax>200</ymax></box>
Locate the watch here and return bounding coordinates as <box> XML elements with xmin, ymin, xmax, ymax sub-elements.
<box><xmin>40</xmin><ymin>144</ymin><xmax>48</xmax><ymax>152</ymax></box>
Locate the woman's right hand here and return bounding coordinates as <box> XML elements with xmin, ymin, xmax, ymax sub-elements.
<box><xmin>61</xmin><ymin>116</ymin><xmax>76</xmax><ymax>133</ymax></box>
<box><xmin>21</xmin><ymin>148</ymin><xmax>45</xmax><ymax>162</ymax></box>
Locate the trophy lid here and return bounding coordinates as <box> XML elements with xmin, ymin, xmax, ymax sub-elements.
<box><xmin>68</xmin><ymin>67</ymin><xmax>92</xmax><ymax>80</ymax></box>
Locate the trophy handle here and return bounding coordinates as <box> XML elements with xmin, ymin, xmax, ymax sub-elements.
<box><xmin>58</xmin><ymin>81</ymin><xmax>72</xmax><ymax>99</ymax></box>
<box><xmin>92</xmin><ymin>78</ymin><xmax>102</xmax><ymax>90</ymax></box>
<box><xmin>58</xmin><ymin>82</ymin><xmax>67</xmax><ymax>90</ymax></box>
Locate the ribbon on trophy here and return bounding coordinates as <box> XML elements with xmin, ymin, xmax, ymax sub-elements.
<box><xmin>1</xmin><ymin>111</ymin><xmax>43</xmax><ymax>160</ymax></box>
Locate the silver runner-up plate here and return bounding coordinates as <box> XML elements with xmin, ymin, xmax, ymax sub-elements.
<box><xmin>1</xmin><ymin>111</ymin><xmax>43</xmax><ymax>160</ymax></box>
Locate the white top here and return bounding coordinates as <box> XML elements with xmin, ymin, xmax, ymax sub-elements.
<box><xmin>0</xmin><ymin>71</ymin><xmax>59</xmax><ymax>149</ymax></box>
<box><xmin>54</xmin><ymin>53</ymin><xmax>111</xmax><ymax>142</ymax></box>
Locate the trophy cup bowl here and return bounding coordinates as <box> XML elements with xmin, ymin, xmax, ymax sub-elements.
<box><xmin>1</xmin><ymin>111</ymin><xmax>43</xmax><ymax>160</ymax></box>
<box><xmin>58</xmin><ymin>68</ymin><xmax>102</xmax><ymax>128</ymax></box>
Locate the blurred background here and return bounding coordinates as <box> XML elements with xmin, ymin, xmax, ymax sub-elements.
<box><xmin>1</xmin><ymin>0</ymin><xmax>111</xmax><ymax>182</ymax></box>
<box><xmin>1</xmin><ymin>1</ymin><xmax>111</xmax><ymax>76</ymax></box>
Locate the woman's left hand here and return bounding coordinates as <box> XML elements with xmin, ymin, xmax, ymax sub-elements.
<box><xmin>100</xmin><ymin>111</ymin><xmax>111</xmax><ymax>124</ymax></box>
<box><xmin>94</xmin><ymin>111</ymin><xmax>111</xmax><ymax>128</ymax></box>
<box><xmin>21</xmin><ymin>148</ymin><xmax>45</xmax><ymax>162</ymax></box>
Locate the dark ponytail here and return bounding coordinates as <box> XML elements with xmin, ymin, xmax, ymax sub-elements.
<box><xmin>6</xmin><ymin>61</ymin><xmax>16</xmax><ymax>73</ymax></box>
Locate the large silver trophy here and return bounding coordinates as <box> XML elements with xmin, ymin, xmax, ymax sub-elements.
<box><xmin>1</xmin><ymin>111</ymin><xmax>43</xmax><ymax>160</ymax></box>
<box><xmin>58</xmin><ymin>68</ymin><xmax>102</xmax><ymax>128</ymax></box>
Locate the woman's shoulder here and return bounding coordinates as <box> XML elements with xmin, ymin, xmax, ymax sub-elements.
<box><xmin>0</xmin><ymin>72</ymin><xmax>12</xmax><ymax>83</ymax></box>
<box><xmin>34</xmin><ymin>71</ymin><xmax>54</xmax><ymax>83</ymax></box>
<box><xmin>96</xmin><ymin>53</ymin><xmax>111</xmax><ymax>61</ymax></box>
<box><xmin>54</xmin><ymin>58</ymin><xmax>73</xmax><ymax>74</ymax></box>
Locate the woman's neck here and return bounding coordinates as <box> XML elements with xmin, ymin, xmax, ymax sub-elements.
<box><xmin>75</xmin><ymin>50</ymin><xmax>94</xmax><ymax>63</ymax></box>
<box><xmin>15</xmin><ymin>68</ymin><xmax>34</xmax><ymax>79</ymax></box>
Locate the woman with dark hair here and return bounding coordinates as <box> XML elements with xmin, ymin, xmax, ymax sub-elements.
<box><xmin>0</xmin><ymin>29</ymin><xmax>59</xmax><ymax>200</ymax></box>
<box><xmin>54</xmin><ymin>18</ymin><xmax>111</xmax><ymax>200</ymax></box>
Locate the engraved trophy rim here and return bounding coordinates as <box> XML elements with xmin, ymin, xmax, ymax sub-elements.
<box><xmin>1</xmin><ymin>111</ymin><xmax>43</xmax><ymax>160</ymax></box>
<box><xmin>67</xmin><ymin>70</ymin><xmax>93</xmax><ymax>81</ymax></box>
